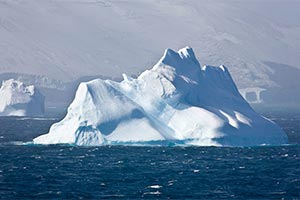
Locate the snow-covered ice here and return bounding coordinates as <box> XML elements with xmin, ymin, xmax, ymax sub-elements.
<box><xmin>33</xmin><ymin>47</ymin><xmax>288</xmax><ymax>146</ymax></box>
<box><xmin>0</xmin><ymin>79</ymin><xmax>44</xmax><ymax>116</ymax></box>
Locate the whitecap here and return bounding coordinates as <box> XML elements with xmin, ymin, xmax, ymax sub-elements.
<box><xmin>147</xmin><ymin>185</ymin><xmax>162</xmax><ymax>189</ymax></box>
<box><xmin>144</xmin><ymin>191</ymin><xmax>161</xmax><ymax>195</ymax></box>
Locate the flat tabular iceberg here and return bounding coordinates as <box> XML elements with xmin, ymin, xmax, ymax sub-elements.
<box><xmin>0</xmin><ymin>79</ymin><xmax>44</xmax><ymax>116</ymax></box>
<box><xmin>34</xmin><ymin>47</ymin><xmax>288</xmax><ymax>146</ymax></box>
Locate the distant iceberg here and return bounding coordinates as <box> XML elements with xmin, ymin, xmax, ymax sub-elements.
<box><xmin>0</xmin><ymin>79</ymin><xmax>45</xmax><ymax>116</ymax></box>
<box><xmin>34</xmin><ymin>47</ymin><xmax>288</xmax><ymax>146</ymax></box>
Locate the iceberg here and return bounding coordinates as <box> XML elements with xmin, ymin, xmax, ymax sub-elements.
<box><xmin>34</xmin><ymin>47</ymin><xmax>288</xmax><ymax>146</ymax></box>
<box><xmin>0</xmin><ymin>79</ymin><xmax>45</xmax><ymax>116</ymax></box>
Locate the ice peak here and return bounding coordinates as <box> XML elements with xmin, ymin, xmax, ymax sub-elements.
<box><xmin>158</xmin><ymin>47</ymin><xmax>200</xmax><ymax>67</ymax></box>
<box><xmin>219</xmin><ymin>65</ymin><xmax>227</xmax><ymax>72</ymax></box>
<box><xmin>178</xmin><ymin>46</ymin><xmax>195</xmax><ymax>59</ymax></box>
<box><xmin>2</xmin><ymin>79</ymin><xmax>23</xmax><ymax>88</ymax></box>
<box><xmin>152</xmin><ymin>47</ymin><xmax>201</xmax><ymax>84</ymax></box>
<box><xmin>1</xmin><ymin>79</ymin><xmax>34</xmax><ymax>94</ymax></box>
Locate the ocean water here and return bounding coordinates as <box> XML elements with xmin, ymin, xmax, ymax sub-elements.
<box><xmin>0</xmin><ymin>113</ymin><xmax>299</xmax><ymax>199</ymax></box>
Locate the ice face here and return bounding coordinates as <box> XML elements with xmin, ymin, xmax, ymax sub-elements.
<box><xmin>0</xmin><ymin>79</ymin><xmax>45</xmax><ymax>116</ymax></box>
<box><xmin>33</xmin><ymin>47</ymin><xmax>288</xmax><ymax>146</ymax></box>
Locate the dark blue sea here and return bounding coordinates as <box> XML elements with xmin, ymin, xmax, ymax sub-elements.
<box><xmin>0</xmin><ymin>111</ymin><xmax>299</xmax><ymax>199</ymax></box>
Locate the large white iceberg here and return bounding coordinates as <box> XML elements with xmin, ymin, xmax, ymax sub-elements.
<box><xmin>34</xmin><ymin>47</ymin><xmax>288</xmax><ymax>146</ymax></box>
<box><xmin>0</xmin><ymin>79</ymin><xmax>45</xmax><ymax>116</ymax></box>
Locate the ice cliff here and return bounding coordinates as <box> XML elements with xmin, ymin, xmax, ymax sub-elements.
<box><xmin>0</xmin><ymin>79</ymin><xmax>44</xmax><ymax>116</ymax></box>
<box><xmin>34</xmin><ymin>47</ymin><xmax>288</xmax><ymax>146</ymax></box>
